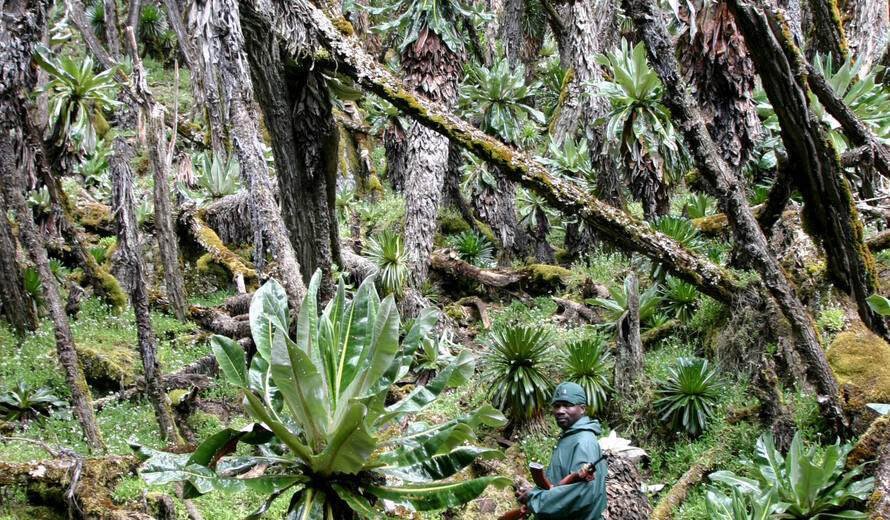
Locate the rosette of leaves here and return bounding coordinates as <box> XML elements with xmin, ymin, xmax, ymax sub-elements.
<box><xmin>457</xmin><ymin>55</ymin><xmax>545</xmax><ymax>145</ymax></box>
<box><xmin>682</xmin><ymin>192</ymin><xmax>715</xmax><ymax>218</ymax></box>
<box><xmin>364</xmin><ymin>0</ymin><xmax>489</xmax><ymax>57</ymax></box>
<box><xmin>449</xmin><ymin>231</ymin><xmax>495</xmax><ymax>267</ymax></box>
<box><xmin>363</xmin><ymin>229</ymin><xmax>409</xmax><ymax>296</ymax></box>
<box><xmin>661</xmin><ymin>275</ymin><xmax>699</xmax><ymax>323</ymax></box>
<box><xmin>588</xmin><ymin>275</ymin><xmax>661</xmax><ymax>330</ymax></box>
<box><xmin>136</xmin><ymin>274</ymin><xmax>509</xmax><ymax>518</ymax></box>
<box><xmin>537</xmin><ymin>135</ymin><xmax>596</xmax><ymax>190</ymax></box>
<box><xmin>86</xmin><ymin>1</ymin><xmax>105</xmax><ymax>40</ymax></box>
<box><xmin>653</xmin><ymin>357</ymin><xmax>719</xmax><ymax>436</ymax></box>
<box><xmin>33</xmin><ymin>47</ymin><xmax>121</xmax><ymax>154</ymax></box>
<box><xmin>709</xmin><ymin>432</ymin><xmax>874</xmax><ymax>519</ymax></box>
<box><xmin>196</xmin><ymin>151</ymin><xmax>240</xmax><ymax>198</ymax></box>
<box><xmin>705</xmin><ymin>487</ymin><xmax>781</xmax><ymax>520</ymax></box>
<box><xmin>482</xmin><ymin>324</ymin><xmax>554</xmax><ymax>426</ymax></box>
<box><xmin>560</xmin><ymin>334</ymin><xmax>613</xmax><ymax>415</ymax></box>
<box><xmin>0</xmin><ymin>380</ymin><xmax>68</xmax><ymax>423</ymax></box>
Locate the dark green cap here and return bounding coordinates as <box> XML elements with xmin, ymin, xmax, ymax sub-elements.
<box><xmin>551</xmin><ymin>381</ymin><xmax>586</xmax><ymax>405</ymax></box>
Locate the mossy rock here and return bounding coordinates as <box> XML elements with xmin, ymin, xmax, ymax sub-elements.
<box><xmin>75</xmin><ymin>343</ymin><xmax>138</xmax><ymax>392</ymax></box>
<box><xmin>74</xmin><ymin>200</ymin><xmax>113</xmax><ymax>233</ymax></box>
<box><xmin>439</xmin><ymin>213</ymin><xmax>473</xmax><ymax>235</ymax></box>
<box><xmin>518</xmin><ymin>264</ymin><xmax>573</xmax><ymax>293</ymax></box>
<box><xmin>827</xmin><ymin>325</ymin><xmax>890</xmax><ymax>433</ymax></box>
<box><xmin>0</xmin><ymin>504</ymin><xmax>64</xmax><ymax>520</ymax></box>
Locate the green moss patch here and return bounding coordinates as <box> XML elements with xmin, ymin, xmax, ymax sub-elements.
<box><xmin>75</xmin><ymin>342</ymin><xmax>138</xmax><ymax>391</ymax></box>
<box><xmin>827</xmin><ymin>326</ymin><xmax>890</xmax><ymax>432</ymax></box>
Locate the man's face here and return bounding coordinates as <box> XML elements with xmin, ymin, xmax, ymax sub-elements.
<box><xmin>552</xmin><ymin>400</ymin><xmax>586</xmax><ymax>430</ymax></box>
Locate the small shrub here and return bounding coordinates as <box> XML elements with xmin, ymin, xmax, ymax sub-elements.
<box><xmin>661</xmin><ymin>275</ymin><xmax>700</xmax><ymax>323</ymax></box>
<box><xmin>450</xmin><ymin>230</ymin><xmax>495</xmax><ymax>267</ymax></box>
<box><xmin>682</xmin><ymin>192</ymin><xmax>715</xmax><ymax>219</ymax></box>
<box><xmin>482</xmin><ymin>324</ymin><xmax>554</xmax><ymax>427</ymax></box>
<box><xmin>363</xmin><ymin>229</ymin><xmax>408</xmax><ymax>296</ymax></box>
<box><xmin>560</xmin><ymin>334</ymin><xmax>613</xmax><ymax>415</ymax></box>
<box><xmin>653</xmin><ymin>357</ymin><xmax>720</xmax><ymax>436</ymax></box>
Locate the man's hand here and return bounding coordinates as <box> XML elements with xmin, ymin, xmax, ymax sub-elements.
<box><xmin>516</xmin><ymin>487</ymin><xmax>531</xmax><ymax>504</ymax></box>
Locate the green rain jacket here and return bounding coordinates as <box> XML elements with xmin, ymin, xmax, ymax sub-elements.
<box><xmin>526</xmin><ymin>417</ymin><xmax>607</xmax><ymax>520</ymax></box>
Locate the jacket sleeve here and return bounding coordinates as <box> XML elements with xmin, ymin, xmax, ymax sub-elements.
<box><xmin>525</xmin><ymin>434</ymin><xmax>607</xmax><ymax>519</ymax></box>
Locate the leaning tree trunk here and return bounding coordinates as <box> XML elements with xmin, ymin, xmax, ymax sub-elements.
<box><xmin>0</xmin><ymin>0</ymin><xmax>105</xmax><ymax>447</ymax></box>
<box><xmin>121</xmin><ymin>29</ymin><xmax>189</xmax><ymax>321</ymax></box>
<box><xmin>625</xmin><ymin>0</ymin><xmax>850</xmax><ymax>436</ymax></box>
<box><xmin>0</xmin><ymin>188</ymin><xmax>38</xmax><ymax>334</ymax></box>
<box><xmin>110</xmin><ymin>137</ymin><xmax>182</xmax><ymax>443</ymax></box>
<box><xmin>401</xmin><ymin>27</ymin><xmax>462</xmax><ymax>286</ymax></box>
<box><xmin>676</xmin><ymin>1</ymin><xmax>760</xmax><ymax>172</ymax></box>
<box><xmin>728</xmin><ymin>0</ymin><xmax>887</xmax><ymax>339</ymax></box>
<box><xmin>197</xmin><ymin>0</ymin><xmax>306</xmax><ymax>309</ymax></box>
<box><xmin>241</xmin><ymin>7</ymin><xmax>339</xmax><ymax>300</ymax></box>
<box><xmin>614</xmin><ymin>273</ymin><xmax>643</xmax><ymax>400</ymax></box>
<box><xmin>550</xmin><ymin>0</ymin><xmax>623</xmax><ymax>209</ymax></box>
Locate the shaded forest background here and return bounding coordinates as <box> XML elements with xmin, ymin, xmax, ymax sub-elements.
<box><xmin>2</xmin><ymin>0</ymin><xmax>890</xmax><ymax>517</ymax></box>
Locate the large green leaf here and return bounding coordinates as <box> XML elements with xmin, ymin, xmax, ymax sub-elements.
<box><xmin>250</xmin><ymin>279</ymin><xmax>290</xmax><ymax>362</ymax></box>
<box><xmin>296</xmin><ymin>271</ymin><xmax>322</xmax><ymax>367</ymax></box>
<box><xmin>708</xmin><ymin>471</ymin><xmax>763</xmax><ymax>495</ymax></box>
<box><xmin>211</xmin><ymin>335</ymin><xmax>247</xmax><ymax>388</ymax></box>
<box><xmin>271</xmin><ymin>330</ymin><xmax>329</xmax><ymax>449</ymax></box>
<box><xmin>330</xmin><ymin>483</ymin><xmax>399</xmax><ymax>520</ymax></box>
<box><xmin>242</xmin><ymin>391</ymin><xmax>314</xmax><ymax>463</ymax></box>
<box><xmin>402</xmin><ymin>307</ymin><xmax>438</xmax><ymax>357</ymax></box>
<box><xmin>366</xmin><ymin>476</ymin><xmax>511</xmax><ymax>510</ymax></box>
<box><xmin>377</xmin><ymin>422</ymin><xmax>477</xmax><ymax>467</ymax></box>
<box><xmin>380</xmin><ymin>445</ymin><xmax>502</xmax><ymax>481</ymax></box>
<box><xmin>352</xmin><ymin>295</ymin><xmax>400</xmax><ymax>397</ymax></box>
<box><xmin>312</xmin><ymin>402</ymin><xmax>376</xmax><ymax>476</ymax></box>
<box><xmin>286</xmin><ymin>487</ymin><xmax>326</xmax><ymax>520</ymax></box>
<box><xmin>333</xmin><ymin>276</ymin><xmax>377</xmax><ymax>403</ymax></box>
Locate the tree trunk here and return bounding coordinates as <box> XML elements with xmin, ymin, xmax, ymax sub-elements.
<box><xmin>110</xmin><ymin>136</ymin><xmax>182</xmax><ymax>443</ymax></box>
<box><xmin>384</xmin><ymin>122</ymin><xmax>408</xmax><ymax>192</ymax></box>
<box><xmin>0</xmin><ymin>0</ymin><xmax>105</xmax><ymax>447</ymax></box>
<box><xmin>198</xmin><ymin>0</ymin><xmax>306</xmax><ymax>309</ymax></box>
<box><xmin>473</xmin><ymin>166</ymin><xmax>527</xmax><ymax>263</ymax></box>
<box><xmin>240</xmin><ymin>7</ymin><xmax>339</xmax><ymax>299</ymax></box>
<box><xmin>804</xmin><ymin>0</ymin><xmax>848</xmax><ymax>62</ymax></box>
<box><xmin>252</xmin><ymin>0</ymin><xmax>742</xmax><ymax>303</ymax></box>
<box><xmin>122</xmin><ymin>28</ymin><xmax>189</xmax><ymax>321</ymax></box>
<box><xmin>866</xmin><ymin>420</ymin><xmax>890</xmax><ymax>518</ymax></box>
<box><xmin>841</xmin><ymin>0</ymin><xmax>889</xmax><ymax>73</ymax></box>
<box><xmin>614</xmin><ymin>273</ymin><xmax>642</xmax><ymax>400</ymax></box>
<box><xmin>676</xmin><ymin>1</ymin><xmax>760</xmax><ymax>172</ymax></box>
<box><xmin>401</xmin><ymin>26</ymin><xmax>462</xmax><ymax>286</ymax></box>
<box><xmin>625</xmin><ymin>0</ymin><xmax>849</xmax><ymax>436</ymax></box>
<box><xmin>549</xmin><ymin>0</ymin><xmax>623</xmax><ymax>209</ymax></box>
<box><xmin>103</xmin><ymin>0</ymin><xmax>123</xmax><ymax>59</ymax></box>
<box><xmin>0</xmin><ymin>188</ymin><xmax>38</xmax><ymax>334</ymax></box>
<box><xmin>728</xmin><ymin>0</ymin><xmax>887</xmax><ymax>339</ymax></box>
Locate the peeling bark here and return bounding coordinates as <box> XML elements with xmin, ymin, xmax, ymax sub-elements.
<box><xmin>841</xmin><ymin>0</ymin><xmax>889</xmax><ymax>73</ymax></box>
<box><xmin>614</xmin><ymin>272</ymin><xmax>642</xmax><ymax>400</ymax></box>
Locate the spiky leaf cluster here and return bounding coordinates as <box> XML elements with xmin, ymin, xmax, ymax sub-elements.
<box><xmin>482</xmin><ymin>324</ymin><xmax>554</xmax><ymax>424</ymax></box>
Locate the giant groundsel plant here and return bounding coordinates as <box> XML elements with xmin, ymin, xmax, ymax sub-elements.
<box><xmin>135</xmin><ymin>273</ymin><xmax>509</xmax><ymax>518</ymax></box>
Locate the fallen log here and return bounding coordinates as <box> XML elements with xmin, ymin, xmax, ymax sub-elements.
<box><xmin>188</xmin><ymin>304</ymin><xmax>251</xmax><ymax>339</ymax></box>
<box><xmin>0</xmin><ymin>450</ymin><xmax>150</xmax><ymax>520</ymax></box>
<box><xmin>429</xmin><ymin>249</ymin><xmax>577</xmax><ymax>298</ymax></box>
<box><xmin>93</xmin><ymin>372</ymin><xmax>210</xmax><ymax>410</ymax></box>
<box><xmin>552</xmin><ymin>296</ymin><xmax>603</xmax><ymax>326</ymax></box>
<box><xmin>179</xmin><ymin>203</ymin><xmax>255</xmax><ymax>293</ymax></box>
<box><xmin>867</xmin><ymin>229</ymin><xmax>890</xmax><ymax>252</ymax></box>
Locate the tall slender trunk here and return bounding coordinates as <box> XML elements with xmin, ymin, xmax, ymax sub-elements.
<box><xmin>614</xmin><ymin>273</ymin><xmax>642</xmax><ymax>400</ymax></box>
<box><xmin>804</xmin><ymin>0</ymin><xmax>848</xmax><ymax>62</ymax></box>
<box><xmin>840</xmin><ymin>0</ymin><xmax>889</xmax><ymax>73</ymax></box>
<box><xmin>110</xmin><ymin>137</ymin><xmax>182</xmax><ymax>443</ymax></box>
<box><xmin>103</xmin><ymin>0</ymin><xmax>123</xmax><ymax>59</ymax></box>
<box><xmin>625</xmin><ymin>0</ymin><xmax>849</xmax><ymax>436</ymax></box>
<box><xmin>122</xmin><ymin>29</ymin><xmax>189</xmax><ymax>321</ymax></box>
<box><xmin>0</xmin><ymin>0</ymin><xmax>105</xmax><ymax>445</ymax></box>
<box><xmin>472</xmin><ymin>167</ymin><xmax>527</xmax><ymax>262</ymax></box>
<box><xmin>384</xmin><ymin>123</ymin><xmax>407</xmax><ymax>192</ymax></box>
<box><xmin>240</xmin><ymin>7</ymin><xmax>339</xmax><ymax>299</ymax></box>
<box><xmin>198</xmin><ymin>0</ymin><xmax>306</xmax><ymax>309</ymax></box>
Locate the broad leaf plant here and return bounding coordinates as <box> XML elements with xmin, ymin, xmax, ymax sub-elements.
<box><xmin>135</xmin><ymin>273</ymin><xmax>509</xmax><ymax>518</ymax></box>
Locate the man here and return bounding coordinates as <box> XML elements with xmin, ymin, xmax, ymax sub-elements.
<box><xmin>517</xmin><ymin>381</ymin><xmax>608</xmax><ymax>520</ymax></box>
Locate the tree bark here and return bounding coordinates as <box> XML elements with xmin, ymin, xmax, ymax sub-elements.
<box><xmin>110</xmin><ymin>136</ymin><xmax>182</xmax><ymax>443</ymax></box>
<box><xmin>728</xmin><ymin>1</ymin><xmax>886</xmax><ymax>339</ymax></box>
<box><xmin>473</xmin><ymin>166</ymin><xmax>527</xmax><ymax>263</ymax></box>
<box><xmin>626</xmin><ymin>0</ymin><xmax>849</xmax><ymax>435</ymax></box>
<box><xmin>804</xmin><ymin>0</ymin><xmax>848</xmax><ymax>62</ymax></box>
<box><xmin>197</xmin><ymin>0</ymin><xmax>306</xmax><ymax>309</ymax></box>
<box><xmin>614</xmin><ymin>273</ymin><xmax>642</xmax><ymax>400</ymax></box>
<box><xmin>676</xmin><ymin>1</ymin><xmax>760</xmax><ymax>172</ymax></box>
<box><xmin>841</xmin><ymin>0</ymin><xmax>889</xmax><ymax>73</ymax></box>
<box><xmin>0</xmin><ymin>188</ymin><xmax>38</xmax><ymax>334</ymax></box>
<box><xmin>240</xmin><ymin>6</ymin><xmax>339</xmax><ymax>299</ymax></box>
<box><xmin>102</xmin><ymin>0</ymin><xmax>123</xmax><ymax>60</ymax></box>
<box><xmin>868</xmin><ymin>428</ymin><xmax>890</xmax><ymax>518</ymax></box>
<box><xmin>249</xmin><ymin>0</ymin><xmax>742</xmax><ymax>305</ymax></box>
